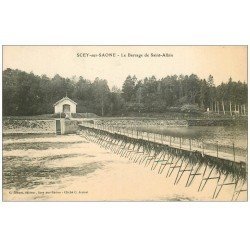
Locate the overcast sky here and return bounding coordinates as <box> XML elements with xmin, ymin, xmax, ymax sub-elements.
<box><xmin>3</xmin><ymin>46</ymin><xmax>247</xmax><ymax>88</ymax></box>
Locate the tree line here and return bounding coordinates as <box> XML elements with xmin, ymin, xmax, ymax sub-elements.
<box><xmin>2</xmin><ymin>68</ymin><xmax>247</xmax><ymax>116</ymax></box>
<box><xmin>121</xmin><ymin>74</ymin><xmax>247</xmax><ymax>114</ymax></box>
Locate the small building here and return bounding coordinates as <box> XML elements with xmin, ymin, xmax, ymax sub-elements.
<box><xmin>53</xmin><ymin>96</ymin><xmax>77</xmax><ymax>116</ymax></box>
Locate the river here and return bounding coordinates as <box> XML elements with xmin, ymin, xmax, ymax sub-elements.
<box><xmin>2</xmin><ymin>133</ymin><xmax>247</xmax><ymax>201</ymax></box>
<box><xmin>136</xmin><ymin>125</ymin><xmax>247</xmax><ymax>149</ymax></box>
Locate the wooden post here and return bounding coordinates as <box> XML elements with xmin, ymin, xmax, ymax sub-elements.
<box><xmin>229</xmin><ymin>101</ymin><xmax>232</xmax><ymax>116</ymax></box>
<box><xmin>170</xmin><ymin>136</ymin><xmax>172</xmax><ymax>146</ymax></box>
<box><xmin>189</xmin><ymin>139</ymin><xmax>191</xmax><ymax>151</ymax></box>
<box><xmin>180</xmin><ymin>137</ymin><xmax>182</xmax><ymax>149</ymax></box>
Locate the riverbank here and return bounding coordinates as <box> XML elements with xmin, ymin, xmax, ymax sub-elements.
<box><xmin>89</xmin><ymin>115</ymin><xmax>247</xmax><ymax>127</ymax></box>
<box><xmin>3</xmin><ymin>112</ymin><xmax>247</xmax><ymax>137</ymax></box>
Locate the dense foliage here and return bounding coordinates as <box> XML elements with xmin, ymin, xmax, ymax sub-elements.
<box><xmin>2</xmin><ymin>68</ymin><xmax>247</xmax><ymax>116</ymax></box>
<box><xmin>122</xmin><ymin>75</ymin><xmax>247</xmax><ymax>114</ymax></box>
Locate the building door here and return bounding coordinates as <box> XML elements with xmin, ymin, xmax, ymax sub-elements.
<box><xmin>56</xmin><ymin>119</ymin><xmax>61</xmax><ymax>134</ymax></box>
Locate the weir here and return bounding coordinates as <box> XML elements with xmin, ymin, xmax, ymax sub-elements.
<box><xmin>78</xmin><ymin>122</ymin><xmax>247</xmax><ymax>201</ymax></box>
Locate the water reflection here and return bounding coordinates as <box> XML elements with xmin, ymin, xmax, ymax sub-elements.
<box><xmin>138</xmin><ymin>125</ymin><xmax>247</xmax><ymax>148</ymax></box>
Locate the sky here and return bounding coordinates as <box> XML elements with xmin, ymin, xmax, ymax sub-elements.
<box><xmin>3</xmin><ymin>46</ymin><xmax>247</xmax><ymax>88</ymax></box>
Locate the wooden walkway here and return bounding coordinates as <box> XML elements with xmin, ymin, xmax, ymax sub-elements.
<box><xmin>79</xmin><ymin>123</ymin><xmax>247</xmax><ymax>164</ymax></box>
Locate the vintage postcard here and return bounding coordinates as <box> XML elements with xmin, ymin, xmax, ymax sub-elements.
<box><xmin>2</xmin><ymin>45</ymin><xmax>248</xmax><ymax>201</ymax></box>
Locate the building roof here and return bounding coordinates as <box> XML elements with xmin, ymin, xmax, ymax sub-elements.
<box><xmin>53</xmin><ymin>97</ymin><xmax>77</xmax><ymax>106</ymax></box>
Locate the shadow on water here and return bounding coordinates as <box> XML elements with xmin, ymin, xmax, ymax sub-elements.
<box><xmin>3</xmin><ymin>141</ymin><xmax>87</xmax><ymax>151</ymax></box>
<box><xmin>3</xmin><ymin>133</ymin><xmax>57</xmax><ymax>139</ymax></box>
<box><xmin>3</xmin><ymin>155</ymin><xmax>102</xmax><ymax>189</ymax></box>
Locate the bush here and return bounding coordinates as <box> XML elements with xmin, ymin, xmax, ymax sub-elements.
<box><xmin>168</xmin><ymin>104</ymin><xmax>201</xmax><ymax>114</ymax></box>
<box><xmin>180</xmin><ymin>104</ymin><xmax>201</xmax><ymax>114</ymax></box>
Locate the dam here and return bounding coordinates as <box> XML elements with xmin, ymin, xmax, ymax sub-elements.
<box><xmin>78</xmin><ymin>121</ymin><xmax>247</xmax><ymax>201</ymax></box>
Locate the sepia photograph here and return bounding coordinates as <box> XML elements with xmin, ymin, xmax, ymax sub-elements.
<box><xmin>2</xmin><ymin>45</ymin><xmax>248</xmax><ymax>201</ymax></box>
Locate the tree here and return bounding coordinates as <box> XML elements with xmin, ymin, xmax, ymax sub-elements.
<box><xmin>92</xmin><ymin>78</ymin><xmax>110</xmax><ymax>116</ymax></box>
<box><xmin>109</xmin><ymin>92</ymin><xmax>124</xmax><ymax>115</ymax></box>
<box><xmin>111</xmin><ymin>85</ymin><xmax>122</xmax><ymax>94</ymax></box>
<box><xmin>2</xmin><ymin>68</ymin><xmax>247</xmax><ymax>116</ymax></box>
<box><xmin>122</xmin><ymin>75</ymin><xmax>136</xmax><ymax>102</ymax></box>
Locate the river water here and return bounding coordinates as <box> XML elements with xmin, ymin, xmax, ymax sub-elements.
<box><xmin>2</xmin><ymin>133</ymin><xmax>247</xmax><ymax>201</ymax></box>
<box><xmin>137</xmin><ymin>125</ymin><xmax>247</xmax><ymax>149</ymax></box>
